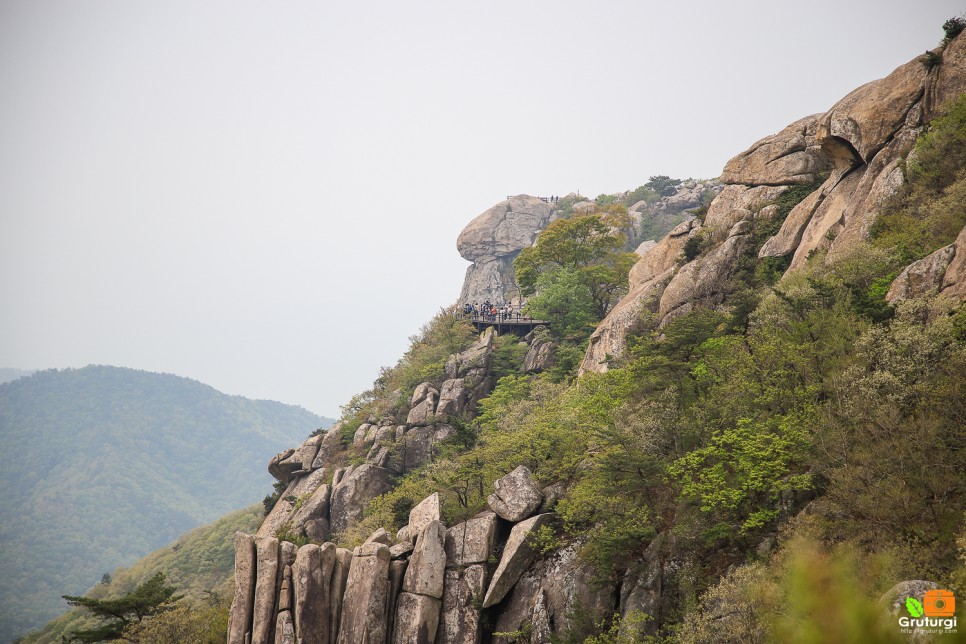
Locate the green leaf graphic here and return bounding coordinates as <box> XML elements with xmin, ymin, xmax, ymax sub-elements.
<box><xmin>906</xmin><ymin>597</ymin><xmax>924</xmax><ymax>618</ymax></box>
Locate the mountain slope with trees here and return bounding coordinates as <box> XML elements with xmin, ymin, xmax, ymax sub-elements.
<box><xmin>18</xmin><ymin>505</ymin><xmax>262</xmax><ymax>644</ymax></box>
<box><xmin>218</xmin><ymin>22</ymin><xmax>966</xmax><ymax>644</ymax></box>
<box><xmin>26</xmin><ymin>20</ymin><xmax>966</xmax><ymax>644</ymax></box>
<box><xmin>0</xmin><ymin>366</ymin><xmax>329</xmax><ymax>642</ymax></box>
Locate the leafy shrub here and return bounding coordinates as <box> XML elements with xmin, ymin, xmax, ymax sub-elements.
<box><xmin>679</xmin><ymin>532</ymin><xmax>906</xmax><ymax>644</ymax></box>
<box><xmin>873</xmin><ymin>93</ymin><xmax>966</xmax><ymax>263</ymax></box>
<box><xmin>645</xmin><ymin>175</ymin><xmax>680</xmax><ymax>197</ymax></box>
<box><xmin>921</xmin><ymin>50</ymin><xmax>943</xmax><ymax>70</ymax></box>
<box><xmin>621</xmin><ymin>185</ymin><xmax>660</xmax><ymax>207</ymax></box>
<box><xmin>943</xmin><ymin>15</ymin><xmax>965</xmax><ymax>43</ymax></box>
<box><xmin>262</xmin><ymin>481</ymin><xmax>287</xmax><ymax>517</ymax></box>
<box><xmin>682</xmin><ymin>234</ymin><xmax>705</xmax><ymax>261</ymax></box>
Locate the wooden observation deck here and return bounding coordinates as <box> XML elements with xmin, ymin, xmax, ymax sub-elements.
<box><xmin>464</xmin><ymin>314</ymin><xmax>549</xmax><ymax>335</ymax></box>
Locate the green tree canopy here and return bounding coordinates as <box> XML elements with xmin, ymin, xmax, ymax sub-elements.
<box><xmin>62</xmin><ymin>573</ymin><xmax>181</xmax><ymax>643</ymax></box>
<box><xmin>645</xmin><ymin>175</ymin><xmax>681</xmax><ymax>196</ymax></box>
<box><xmin>514</xmin><ymin>208</ymin><xmax>638</xmax><ymax>320</ymax></box>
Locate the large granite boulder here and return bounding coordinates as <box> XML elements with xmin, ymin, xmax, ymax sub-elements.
<box><xmin>483</xmin><ymin>513</ymin><xmax>554</xmax><ymax>608</ymax></box>
<box><xmin>289</xmin><ymin>483</ymin><xmax>331</xmax><ymax>533</ymax></box>
<box><xmin>720</xmin><ymin>115</ymin><xmax>826</xmax><ymax>186</ymax></box>
<box><xmin>269</xmin><ymin>449</ymin><xmax>302</xmax><ymax>484</ymax></box>
<box><xmin>658</xmin><ymin>229</ymin><xmax>751</xmax><ymax>321</ymax></box>
<box><xmin>392</xmin><ymin>592</ymin><xmax>441</xmax><ymax>644</ymax></box>
<box><xmin>458</xmin><ymin>195</ymin><xmax>554</xmax><ymax>304</ymax></box>
<box><xmin>490</xmin><ymin>541</ymin><xmax>618</xmax><ymax>641</ymax></box>
<box><xmin>932</xmin><ymin>32</ymin><xmax>966</xmax><ymax>116</ymax></box>
<box><xmin>387</xmin><ymin>559</ymin><xmax>408</xmax><ymax>641</ymax></box>
<box><xmin>435</xmin><ymin>379</ymin><xmax>466</xmax><ymax>418</ymax></box>
<box><xmin>879</xmin><ymin>580</ymin><xmax>939</xmax><ymax>617</ymax></box>
<box><xmin>336</xmin><ymin>544</ymin><xmax>390</xmax><ymax>644</ymax></box>
<box><xmin>406</xmin><ymin>386</ymin><xmax>439</xmax><ymax>426</ymax></box>
<box><xmin>402</xmin><ymin>424</ymin><xmax>454</xmax><ymax>472</ymax></box>
<box><xmin>329</xmin><ymin>548</ymin><xmax>352</xmax><ymax>644</ymax></box>
<box><xmin>438</xmin><ymin>565</ymin><xmax>487</xmax><ymax>644</ymax></box>
<box><xmin>408</xmin><ymin>493</ymin><xmax>442</xmax><ymax>537</ymax></box>
<box><xmin>293</xmin><ymin>543</ymin><xmax>336</xmax><ymax>644</ymax></box>
<box><xmin>328</xmin><ymin>465</ymin><xmax>393</xmax><ymax>535</ymax></box>
<box><xmin>228</xmin><ymin>533</ymin><xmax>257</xmax><ymax>644</ymax></box>
<box><xmin>258</xmin><ymin>468</ymin><xmax>330</xmax><ymax>539</ymax></box>
<box><xmin>523</xmin><ymin>335</ymin><xmax>554</xmax><ymax>373</ymax></box>
<box><xmin>252</xmin><ymin>537</ymin><xmax>280</xmax><ymax>644</ymax></box>
<box><xmin>886</xmin><ymin>244</ymin><xmax>957</xmax><ymax>302</ymax></box>
<box><xmin>403</xmin><ymin>521</ymin><xmax>447</xmax><ymax>599</ymax></box>
<box><xmin>579</xmin><ymin>221</ymin><xmax>694</xmax><ymax>374</ymax></box>
<box><xmin>816</xmin><ymin>58</ymin><xmax>927</xmax><ymax>163</ymax></box>
<box><xmin>487</xmin><ymin>466</ymin><xmax>543</xmax><ymax>522</ymax></box>
<box><xmin>940</xmin><ymin>224</ymin><xmax>966</xmax><ymax>299</ymax></box>
<box><xmin>445</xmin><ymin>512</ymin><xmax>497</xmax><ymax>566</ymax></box>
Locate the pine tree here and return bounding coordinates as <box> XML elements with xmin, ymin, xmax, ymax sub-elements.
<box><xmin>62</xmin><ymin>573</ymin><xmax>181</xmax><ymax>642</ymax></box>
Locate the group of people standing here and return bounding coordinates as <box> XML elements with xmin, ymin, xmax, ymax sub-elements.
<box><xmin>462</xmin><ymin>301</ymin><xmax>523</xmax><ymax>322</ymax></box>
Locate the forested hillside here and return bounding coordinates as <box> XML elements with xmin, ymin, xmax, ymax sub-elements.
<box><xmin>220</xmin><ymin>25</ymin><xmax>966</xmax><ymax>644</ymax></box>
<box><xmin>17</xmin><ymin>505</ymin><xmax>263</xmax><ymax>644</ymax></box>
<box><xmin>33</xmin><ymin>21</ymin><xmax>966</xmax><ymax>644</ymax></box>
<box><xmin>0</xmin><ymin>366</ymin><xmax>329</xmax><ymax>642</ymax></box>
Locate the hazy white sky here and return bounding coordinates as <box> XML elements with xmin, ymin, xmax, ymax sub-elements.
<box><xmin>1</xmin><ymin>1</ymin><xmax>961</xmax><ymax>417</ymax></box>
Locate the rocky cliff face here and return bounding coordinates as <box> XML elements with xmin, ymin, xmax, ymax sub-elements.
<box><xmin>457</xmin><ymin>182</ymin><xmax>720</xmax><ymax>308</ymax></box>
<box><xmin>230</xmin><ymin>32</ymin><xmax>966</xmax><ymax>644</ymax></box>
<box><xmin>581</xmin><ymin>32</ymin><xmax>966</xmax><ymax>374</ymax></box>
<box><xmin>228</xmin><ymin>328</ymin><xmax>607</xmax><ymax>643</ymax></box>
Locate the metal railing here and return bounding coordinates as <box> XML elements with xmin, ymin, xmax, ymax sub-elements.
<box><xmin>459</xmin><ymin>310</ymin><xmax>547</xmax><ymax>326</ymax></box>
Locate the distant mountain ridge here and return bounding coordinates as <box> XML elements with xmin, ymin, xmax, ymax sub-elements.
<box><xmin>0</xmin><ymin>368</ymin><xmax>35</xmax><ymax>385</ymax></box>
<box><xmin>0</xmin><ymin>365</ymin><xmax>332</xmax><ymax>642</ymax></box>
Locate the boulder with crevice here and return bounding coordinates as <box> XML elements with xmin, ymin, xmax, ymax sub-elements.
<box><xmin>815</xmin><ymin>57</ymin><xmax>927</xmax><ymax>163</ymax></box>
<box><xmin>483</xmin><ymin>513</ymin><xmax>554</xmax><ymax>608</ymax></box>
<box><xmin>387</xmin><ymin>559</ymin><xmax>408</xmax><ymax>641</ymax></box>
<box><xmin>336</xmin><ymin>544</ymin><xmax>390</xmax><ymax>644</ymax></box>
<box><xmin>403</xmin><ymin>425</ymin><xmax>454</xmax><ymax>472</ymax></box>
<box><xmin>445</xmin><ymin>512</ymin><xmax>497</xmax><ymax>566</ymax></box>
<box><xmin>289</xmin><ymin>483</ymin><xmax>331</xmax><ymax>533</ymax></box>
<box><xmin>402</xmin><ymin>521</ymin><xmax>447</xmax><ymax>599</ymax></box>
<box><xmin>329</xmin><ymin>464</ymin><xmax>393</xmax><ymax>535</ymax></box>
<box><xmin>720</xmin><ymin>115</ymin><xmax>826</xmax><ymax>186</ymax></box>
<box><xmin>434</xmin><ymin>378</ymin><xmax>465</xmax><ymax>418</ymax></box>
<box><xmin>579</xmin><ymin>223</ymin><xmax>693</xmax><ymax>374</ymax></box>
<box><xmin>438</xmin><ymin>565</ymin><xmax>487</xmax><ymax>644</ymax></box>
<box><xmin>523</xmin><ymin>335</ymin><xmax>555</xmax><ymax>373</ymax></box>
<box><xmin>228</xmin><ymin>533</ymin><xmax>257</xmax><ymax>644</ymax></box>
<box><xmin>252</xmin><ymin>536</ymin><xmax>280</xmax><ymax>644</ymax></box>
<box><xmin>406</xmin><ymin>386</ymin><xmax>439</xmax><ymax>426</ymax></box>
<box><xmin>293</xmin><ymin>543</ymin><xmax>335</xmax><ymax>644</ymax></box>
<box><xmin>658</xmin><ymin>231</ymin><xmax>750</xmax><ymax>321</ymax></box>
<box><xmin>329</xmin><ymin>548</ymin><xmax>352</xmax><ymax>644</ymax></box>
<box><xmin>940</xmin><ymin>225</ymin><xmax>966</xmax><ymax>298</ymax></box>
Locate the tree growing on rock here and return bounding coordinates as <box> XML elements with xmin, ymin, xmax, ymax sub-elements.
<box><xmin>514</xmin><ymin>208</ymin><xmax>638</xmax><ymax>321</ymax></box>
<box><xmin>62</xmin><ymin>573</ymin><xmax>181</xmax><ymax>643</ymax></box>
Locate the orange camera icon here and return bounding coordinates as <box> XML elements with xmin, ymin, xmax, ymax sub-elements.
<box><xmin>923</xmin><ymin>589</ymin><xmax>956</xmax><ymax>617</ymax></box>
